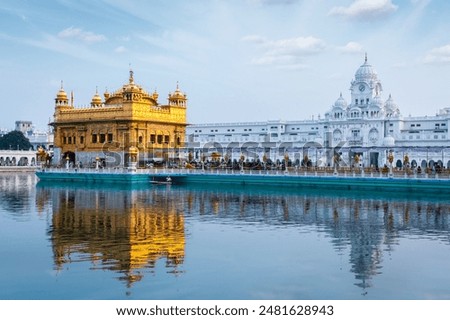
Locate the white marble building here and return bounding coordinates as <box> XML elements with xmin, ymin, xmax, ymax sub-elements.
<box><xmin>186</xmin><ymin>55</ymin><xmax>450</xmax><ymax>170</ymax></box>
<box><xmin>14</xmin><ymin>121</ymin><xmax>54</xmax><ymax>151</ymax></box>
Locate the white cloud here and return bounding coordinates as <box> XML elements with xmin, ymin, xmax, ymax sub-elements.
<box><xmin>337</xmin><ymin>41</ymin><xmax>364</xmax><ymax>54</ymax></box>
<box><xmin>58</xmin><ymin>27</ymin><xmax>106</xmax><ymax>43</ymax></box>
<box><xmin>424</xmin><ymin>45</ymin><xmax>450</xmax><ymax>64</ymax></box>
<box><xmin>329</xmin><ymin>0</ymin><xmax>398</xmax><ymax>20</ymax></box>
<box><xmin>244</xmin><ymin>35</ymin><xmax>326</xmax><ymax>67</ymax></box>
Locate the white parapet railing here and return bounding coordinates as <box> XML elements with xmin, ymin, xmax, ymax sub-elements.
<box><xmin>39</xmin><ymin>166</ymin><xmax>450</xmax><ymax>180</ymax></box>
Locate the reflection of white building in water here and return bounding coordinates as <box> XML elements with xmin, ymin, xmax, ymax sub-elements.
<box><xmin>186</xmin><ymin>55</ymin><xmax>450</xmax><ymax>169</ymax></box>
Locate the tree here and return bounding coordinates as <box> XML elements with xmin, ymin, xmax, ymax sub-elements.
<box><xmin>0</xmin><ymin>131</ymin><xmax>33</xmax><ymax>150</ymax></box>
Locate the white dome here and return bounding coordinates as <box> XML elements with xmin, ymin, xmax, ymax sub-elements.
<box><xmin>385</xmin><ymin>94</ymin><xmax>398</xmax><ymax>110</ymax></box>
<box><xmin>333</xmin><ymin>93</ymin><xmax>348</xmax><ymax>109</ymax></box>
<box><xmin>355</xmin><ymin>55</ymin><xmax>378</xmax><ymax>82</ymax></box>
<box><xmin>382</xmin><ymin>136</ymin><xmax>395</xmax><ymax>147</ymax></box>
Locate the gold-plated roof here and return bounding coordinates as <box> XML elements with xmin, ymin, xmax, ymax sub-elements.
<box><xmin>91</xmin><ymin>88</ymin><xmax>102</xmax><ymax>105</ymax></box>
<box><xmin>56</xmin><ymin>81</ymin><xmax>68</xmax><ymax>100</ymax></box>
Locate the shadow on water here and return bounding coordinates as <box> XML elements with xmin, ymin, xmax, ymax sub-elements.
<box><xmin>35</xmin><ymin>180</ymin><xmax>450</xmax><ymax>298</ymax></box>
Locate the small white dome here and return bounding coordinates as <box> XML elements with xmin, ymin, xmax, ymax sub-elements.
<box><xmin>384</xmin><ymin>94</ymin><xmax>400</xmax><ymax>117</ymax></box>
<box><xmin>334</xmin><ymin>93</ymin><xmax>348</xmax><ymax>109</ymax></box>
<box><xmin>385</xmin><ymin>94</ymin><xmax>398</xmax><ymax>110</ymax></box>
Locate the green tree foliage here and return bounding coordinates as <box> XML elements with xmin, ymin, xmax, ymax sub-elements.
<box><xmin>0</xmin><ymin>131</ymin><xmax>33</xmax><ymax>150</ymax></box>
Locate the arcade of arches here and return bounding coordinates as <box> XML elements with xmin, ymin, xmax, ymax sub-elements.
<box><xmin>0</xmin><ymin>150</ymin><xmax>36</xmax><ymax>166</ymax></box>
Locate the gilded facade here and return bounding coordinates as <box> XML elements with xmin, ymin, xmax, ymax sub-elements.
<box><xmin>51</xmin><ymin>70</ymin><xmax>187</xmax><ymax>166</ymax></box>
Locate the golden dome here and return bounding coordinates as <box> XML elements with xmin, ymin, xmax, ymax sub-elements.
<box><xmin>56</xmin><ymin>89</ymin><xmax>67</xmax><ymax>99</ymax></box>
<box><xmin>169</xmin><ymin>82</ymin><xmax>186</xmax><ymax>100</ymax></box>
<box><xmin>56</xmin><ymin>81</ymin><xmax>68</xmax><ymax>100</ymax></box>
<box><xmin>104</xmin><ymin>88</ymin><xmax>110</xmax><ymax>100</ymax></box>
<box><xmin>152</xmin><ymin>89</ymin><xmax>159</xmax><ymax>101</ymax></box>
<box><xmin>91</xmin><ymin>88</ymin><xmax>102</xmax><ymax>105</ymax></box>
<box><xmin>171</xmin><ymin>89</ymin><xmax>184</xmax><ymax>99</ymax></box>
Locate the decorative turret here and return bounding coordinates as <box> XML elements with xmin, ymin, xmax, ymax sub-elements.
<box><xmin>55</xmin><ymin>81</ymin><xmax>69</xmax><ymax>107</ymax></box>
<box><xmin>104</xmin><ymin>88</ymin><xmax>110</xmax><ymax>100</ymax></box>
<box><xmin>334</xmin><ymin>93</ymin><xmax>348</xmax><ymax>109</ymax></box>
<box><xmin>168</xmin><ymin>82</ymin><xmax>187</xmax><ymax>107</ymax></box>
<box><xmin>91</xmin><ymin>87</ymin><xmax>102</xmax><ymax>107</ymax></box>
<box><xmin>152</xmin><ymin>89</ymin><xmax>159</xmax><ymax>103</ymax></box>
<box><xmin>385</xmin><ymin>94</ymin><xmax>400</xmax><ymax>117</ymax></box>
<box><xmin>122</xmin><ymin>69</ymin><xmax>144</xmax><ymax>102</ymax></box>
<box><xmin>329</xmin><ymin>93</ymin><xmax>348</xmax><ymax>120</ymax></box>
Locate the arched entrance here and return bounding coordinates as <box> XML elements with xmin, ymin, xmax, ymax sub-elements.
<box><xmin>396</xmin><ymin>159</ymin><xmax>402</xmax><ymax>168</ymax></box>
<box><xmin>421</xmin><ymin>160</ymin><xmax>427</xmax><ymax>169</ymax></box>
<box><xmin>18</xmin><ymin>157</ymin><xmax>28</xmax><ymax>166</ymax></box>
<box><xmin>429</xmin><ymin>160</ymin><xmax>435</xmax><ymax>168</ymax></box>
<box><xmin>62</xmin><ymin>151</ymin><xmax>76</xmax><ymax>164</ymax></box>
<box><xmin>411</xmin><ymin>160</ymin><xmax>417</xmax><ymax>168</ymax></box>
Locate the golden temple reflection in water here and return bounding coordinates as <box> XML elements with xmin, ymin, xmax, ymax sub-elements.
<box><xmin>47</xmin><ymin>187</ymin><xmax>185</xmax><ymax>287</ymax></box>
<box><xmin>35</xmin><ymin>182</ymin><xmax>450</xmax><ymax>293</ymax></box>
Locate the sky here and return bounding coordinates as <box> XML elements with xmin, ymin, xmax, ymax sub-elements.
<box><xmin>1</xmin><ymin>0</ymin><xmax>450</xmax><ymax>130</ymax></box>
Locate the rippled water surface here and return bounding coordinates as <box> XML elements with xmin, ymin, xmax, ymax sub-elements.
<box><xmin>1</xmin><ymin>172</ymin><xmax>450</xmax><ymax>299</ymax></box>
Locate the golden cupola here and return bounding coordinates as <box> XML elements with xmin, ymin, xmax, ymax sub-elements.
<box><xmin>152</xmin><ymin>89</ymin><xmax>159</xmax><ymax>102</ymax></box>
<box><xmin>55</xmin><ymin>81</ymin><xmax>69</xmax><ymax>107</ymax></box>
<box><xmin>122</xmin><ymin>69</ymin><xmax>146</xmax><ymax>103</ymax></box>
<box><xmin>168</xmin><ymin>82</ymin><xmax>187</xmax><ymax>107</ymax></box>
<box><xmin>104</xmin><ymin>88</ymin><xmax>110</xmax><ymax>100</ymax></box>
<box><xmin>91</xmin><ymin>88</ymin><xmax>102</xmax><ymax>107</ymax></box>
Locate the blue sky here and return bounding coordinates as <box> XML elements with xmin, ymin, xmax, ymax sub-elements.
<box><xmin>1</xmin><ymin>0</ymin><xmax>449</xmax><ymax>129</ymax></box>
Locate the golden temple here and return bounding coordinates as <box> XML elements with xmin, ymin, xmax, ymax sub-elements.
<box><xmin>51</xmin><ymin>70</ymin><xmax>187</xmax><ymax>166</ymax></box>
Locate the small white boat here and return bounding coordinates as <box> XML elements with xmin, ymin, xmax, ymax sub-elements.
<box><xmin>150</xmin><ymin>177</ymin><xmax>172</xmax><ymax>185</ymax></box>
